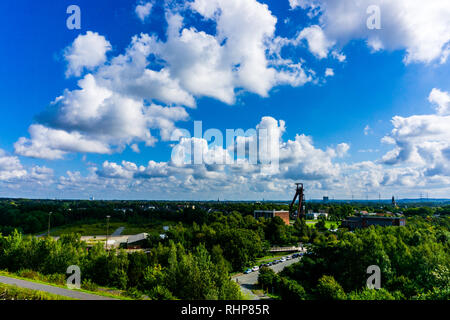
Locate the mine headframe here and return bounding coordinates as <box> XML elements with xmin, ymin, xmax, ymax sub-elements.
<box><xmin>289</xmin><ymin>183</ymin><xmax>305</xmax><ymax>219</ymax></box>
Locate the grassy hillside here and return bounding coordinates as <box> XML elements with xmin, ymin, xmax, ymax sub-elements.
<box><xmin>0</xmin><ymin>283</ymin><xmax>73</xmax><ymax>300</ymax></box>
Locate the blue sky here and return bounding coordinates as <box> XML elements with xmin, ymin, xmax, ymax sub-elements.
<box><xmin>0</xmin><ymin>0</ymin><xmax>449</xmax><ymax>200</ymax></box>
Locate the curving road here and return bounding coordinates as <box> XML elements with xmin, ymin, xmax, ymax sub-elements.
<box><xmin>232</xmin><ymin>257</ymin><xmax>301</xmax><ymax>300</ymax></box>
<box><xmin>0</xmin><ymin>276</ymin><xmax>117</xmax><ymax>300</ymax></box>
<box><xmin>111</xmin><ymin>226</ymin><xmax>125</xmax><ymax>236</ymax></box>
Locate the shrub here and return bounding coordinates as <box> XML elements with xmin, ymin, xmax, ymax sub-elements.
<box><xmin>315</xmin><ymin>275</ymin><xmax>346</xmax><ymax>300</ymax></box>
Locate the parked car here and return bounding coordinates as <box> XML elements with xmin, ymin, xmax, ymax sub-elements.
<box><xmin>280</xmin><ymin>257</ymin><xmax>286</xmax><ymax>262</ymax></box>
<box><xmin>244</xmin><ymin>269</ymin><xmax>252</xmax><ymax>274</ymax></box>
<box><xmin>286</xmin><ymin>256</ymin><xmax>292</xmax><ymax>260</ymax></box>
<box><xmin>252</xmin><ymin>266</ymin><xmax>260</xmax><ymax>272</ymax></box>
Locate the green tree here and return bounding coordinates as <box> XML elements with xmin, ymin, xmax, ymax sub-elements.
<box><xmin>315</xmin><ymin>275</ymin><xmax>346</xmax><ymax>300</ymax></box>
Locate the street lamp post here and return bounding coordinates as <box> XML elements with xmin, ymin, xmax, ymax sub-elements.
<box><xmin>47</xmin><ymin>212</ymin><xmax>52</xmax><ymax>237</ymax></box>
<box><xmin>106</xmin><ymin>215</ymin><xmax>111</xmax><ymax>250</ymax></box>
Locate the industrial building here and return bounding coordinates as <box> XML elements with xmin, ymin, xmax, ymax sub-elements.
<box><xmin>254</xmin><ymin>210</ymin><xmax>290</xmax><ymax>225</ymax></box>
<box><xmin>341</xmin><ymin>216</ymin><xmax>406</xmax><ymax>230</ymax></box>
<box><xmin>306</xmin><ymin>212</ymin><xmax>328</xmax><ymax>220</ymax></box>
<box><xmin>126</xmin><ymin>233</ymin><xmax>149</xmax><ymax>249</ymax></box>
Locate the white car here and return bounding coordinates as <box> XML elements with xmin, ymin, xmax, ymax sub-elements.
<box><xmin>280</xmin><ymin>257</ymin><xmax>286</xmax><ymax>262</ymax></box>
<box><xmin>252</xmin><ymin>266</ymin><xmax>260</xmax><ymax>272</ymax></box>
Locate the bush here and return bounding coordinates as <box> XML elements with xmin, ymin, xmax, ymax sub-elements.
<box><xmin>81</xmin><ymin>279</ymin><xmax>98</xmax><ymax>291</ymax></box>
<box><xmin>347</xmin><ymin>288</ymin><xmax>399</xmax><ymax>300</ymax></box>
<box><xmin>278</xmin><ymin>277</ymin><xmax>307</xmax><ymax>300</ymax></box>
<box><xmin>315</xmin><ymin>275</ymin><xmax>346</xmax><ymax>300</ymax></box>
<box><xmin>258</xmin><ymin>267</ymin><xmax>277</xmax><ymax>290</ymax></box>
<box><xmin>16</xmin><ymin>269</ymin><xmax>65</xmax><ymax>286</ymax></box>
<box><xmin>125</xmin><ymin>287</ymin><xmax>144</xmax><ymax>299</ymax></box>
<box><xmin>16</xmin><ymin>269</ymin><xmax>40</xmax><ymax>281</ymax></box>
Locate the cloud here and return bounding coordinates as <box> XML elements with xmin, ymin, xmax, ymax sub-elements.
<box><xmin>364</xmin><ymin>125</ymin><xmax>372</xmax><ymax>136</ymax></box>
<box><xmin>382</xmin><ymin>114</ymin><xmax>450</xmax><ymax>165</ymax></box>
<box><xmin>130</xmin><ymin>144</ymin><xmax>140</xmax><ymax>153</ymax></box>
<box><xmin>135</xmin><ymin>1</ymin><xmax>153</xmax><ymax>22</ymax></box>
<box><xmin>55</xmin><ymin>116</ymin><xmax>349</xmax><ymax>197</ymax></box>
<box><xmin>64</xmin><ymin>31</ymin><xmax>112</xmax><ymax>77</ymax></box>
<box><xmin>15</xmin><ymin>72</ymin><xmax>189</xmax><ymax>159</ymax></box>
<box><xmin>96</xmin><ymin>34</ymin><xmax>196</xmax><ymax>107</ymax></box>
<box><xmin>336</xmin><ymin>143</ymin><xmax>350</xmax><ymax>157</ymax></box>
<box><xmin>0</xmin><ymin>149</ymin><xmax>54</xmax><ymax>192</ymax></box>
<box><xmin>18</xmin><ymin>0</ymin><xmax>337</xmax><ymax>161</ymax></box>
<box><xmin>279</xmin><ymin>134</ymin><xmax>343</xmax><ymax>181</ymax></box>
<box><xmin>358</xmin><ymin>149</ymin><xmax>379</xmax><ymax>153</ymax></box>
<box><xmin>292</xmin><ymin>0</ymin><xmax>450</xmax><ymax>64</ymax></box>
<box><xmin>297</xmin><ymin>25</ymin><xmax>334</xmax><ymax>59</ymax></box>
<box><xmin>14</xmin><ymin>124</ymin><xmax>112</xmax><ymax>160</ymax></box>
<box><xmin>153</xmin><ymin>0</ymin><xmax>314</xmax><ymax>104</ymax></box>
<box><xmin>97</xmin><ymin>160</ymin><xmax>138</xmax><ymax>179</ymax></box>
<box><xmin>0</xmin><ymin>150</ymin><xmax>27</xmax><ymax>181</ymax></box>
<box><xmin>26</xmin><ymin>110</ymin><xmax>449</xmax><ymax>199</ymax></box>
<box><xmin>428</xmin><ymin>88</ymin><xmax>450</xmax><ymax>115</ymax></box>
<box><xmin>325</xmin><ymin>68</ymin><xmax>334</xmax><ymax>77</ymax></box>
<box><xmin>29</xmin><ymin>166</ymin><xmax>54</xmax><ymax>182</ymax></box>
<box><xmin>381</xmin><ymin>89</ymin><xmax>450</xmax><ymax>183</ymax></box>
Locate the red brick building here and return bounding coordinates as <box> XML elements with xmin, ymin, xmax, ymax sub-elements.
<box><xmin>254</xmin><ymin>210</ymin><xmax>290</xmax><ymax>225</ymax></box>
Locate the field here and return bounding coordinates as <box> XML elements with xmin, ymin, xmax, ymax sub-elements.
<box><xmin>40</xmin><ymin>220</ymin><xmax>178</xmax><ymax>236</ymax></box>
<box><xmin>305</xmin><ymin>220</ymin><xmax>340</xmax><ymax>229</ymax></box>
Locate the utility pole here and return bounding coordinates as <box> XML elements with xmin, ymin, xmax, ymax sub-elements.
<box><xmin>106</xmin><ymin>215</ymin><xmax>111</xmax><ymax>250</ymax></box>
<box><xmin>47</xmin><ymin>211</ymin><xmax>52</xmax><ymax>237</ymax></box>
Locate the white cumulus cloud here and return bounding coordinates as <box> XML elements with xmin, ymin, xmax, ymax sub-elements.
<box><xmin>135</xmin><ymin>1</ymin><xmax>153</xmax><ymax>22</ymax></box>
<box><xmin>291</xmin><ymin>0</ymin><xmax>450</xmax><ymax>64</ymax></box>
<box><xmin>64</xmin><ymin>31</ymin><xmax>112</xmax><ymax>77</ymax></box>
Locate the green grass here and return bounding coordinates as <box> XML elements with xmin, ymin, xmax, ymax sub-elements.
<box><xmin>266</xmin><ymin>293</ymin><xmax>281</xmax><ymax>300</ymax></box>
<box><xmin>234</xmin><ymin>253</ymin><xmax>291</xmax><ymax>273</ymax></box>
<box><xmin>306</xmin><ymin>220</ymin><xmax>340</xmax><ymax>229</ymax></box>
<box><xmin>41</xmin><ymin>220</ymin><xmax>179</xmax><ymax>237</ymax></box>
<box><xmin>46</xmin><ymin>221</ymin><xmax>124</xmax><ymax>236</ymax></box>
<box><xmin>255</xmin><ymin>253</ymin><xmax>288</xmax><ymax>264</ymax></box>
<box><xmin>0</xmin><ymin>282</ymin><xmax>74</xmax><ymax>300</ymax></box>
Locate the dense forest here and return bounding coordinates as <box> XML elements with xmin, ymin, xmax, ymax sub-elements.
<box><xmin>0</xmin><ymin>199</ymin><xmax>449</xmax><ymax>300</ymax></box>
<box><xmin>259</xmin><ymin>217</ymin><xmax>450</xmax><ymax>300</ymax></box>
<box><xmin>1</xmin><ymin>198</ymin><xmax>449</xmax><ymax>235</ymax></box>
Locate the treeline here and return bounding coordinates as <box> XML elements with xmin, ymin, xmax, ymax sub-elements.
<box><xmin>259</xmin><ymin>216</ymin><xmax>450</xmax><ymax>300</ymax></box>
<box><xmin>0</xmin><ymin>232</ymin><xmax>241</xmax><ymax>300</ymax></box>
<box><xmin>147</xmin><ymin>212</ymin><xmax>336</xmax><ymax>270</ymax></box>
<box><xmin>0</xmin><ymin>199</ymin><xmax>292</xmax><ymax>235</ymax></box>
<box><xmin>1</xmin><ymin>198</ymin><xmax>448</xmax><ymax>236</ymax></box>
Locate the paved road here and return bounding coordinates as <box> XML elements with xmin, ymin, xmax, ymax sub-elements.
<box><xmin>111</xmin><ymin>227</ymin><xmax>125</xmax><ymax>236</ymax></box>
<box><xmin>233</xmin><ymin>257</ymin><xmax>301</xmax><ymax>285</ymax></box>
<box><xmin>232</xmin><ymin>257</ymin><xmax>301</xmax><ymax>299</ymax></box>
<box><xmin>0</xmin><ymin>276</ymin><xmax>117</xmax><ymax>300</ymax></box>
